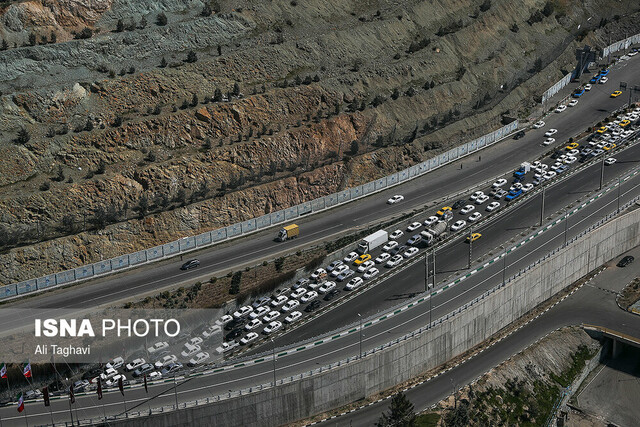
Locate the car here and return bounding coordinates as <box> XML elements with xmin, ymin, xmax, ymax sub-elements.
<box><xmin>460</xmin><ymin>204</ymin><xmax>475</xmax><ymax>215</ymax></box>
<box><xmin>584</xmin><ymin>83</ymin><xmax>592</xmax><ymax>91</ymax></box>
<box><xmin>106</xmin><ymin>357</ymin><xmax>125</xmax><ymax>370</ymax></box>
<box><xmin>617</xmin><ymin>256</ymin><xmax>634</xmax><ymax>267</ymax></box>
<box><xmin>125</xmin><ymin>358</ymin><xmax>146</xmax><ymax>372</ymax></box>
<box><xmin>201</xmin><ymin>325</ymin><xmax>222</xmax><ymax>340</ymax></box>
<box><xmin>284</xmin><ymin>311</ymin><xmax>303</xmax><ymax>324</ymax></box>
<box><xmin>181</xmin><ymin>344</ymin><xmax>202</xmax><ymax>358</ymax></box>
<box><xmin>154</xmin><ymin>355</ymin><xmax>178</xmax><ymax>369</ymax></box>
<box><xmin>592</xmin><ymin>148</ymin><xmax>605</xmax><ymax>157</ymax></box>
<box><xmin>451</xmin><ymin>199</ymin><xmax>467</xmax><ymax>210</ymax></box>
<box><xmin>544</xmin><ymin>129</ymin><xmax>558</xmax><ymax>137</ymax></box>
<box><xmin>240</xmin><ymin>332</ymin><xmax>259</xmax><ymax>345</ymax></box>
<box><xmin>407</xmin><ymin>222</ymin><xmax>422</xmax><ymax>232</ymax></box>
<box><xmin>522</xmin><ymin>183</ymin><xmax>534</xmax><ymax>192</ymax></box>
<box><xmin>387</xmin><ymin>195</ymin><xmax>404</xmax><ymax>204</ymax></box>
<box><xmin>224</xmin><ymin>317</ymin><xmax>246</xmax><ymax>331</ymax></box>
<box><xmin>357</xmin><ymin>260</ymin><xmax>375</xmax><ymax>272</ymax></box>
<box><xmin>263</xmin><ymin>310</ymin><xmax>281</xmax><ymax>323</ymax></box>
<box><xmin>475</xmin><ymin>194</ymin><xmax>490</xmax><ymax>205</ymax></box>
<box><xmin>611</xmin><ymin>90</ymin><xmax>623</xmax><ymax>97</ymax></box>
<box><xmin>215</xmin><ymin>341</ymin><xmax>239</xmax><ymax>354</ymax></box>
<box><xmin>310</xmin><ymin>268</ymin><xmax>327</xmax><ymax>280</ymax></box>
<box><xmin>389</xmin><ymin>245</ymin><xmax>407</xmax><ymax>256</ymax></box>
<box><xmin>555</xmin><ymin>105</ymin><xmax>567</xmax><ymax>113</ymax></box>
<box><xmin>568</xmin><ymin>99</ymin><xmax>578</xmax><ymax>107</ymax></box>
<box><xmin>354</xmin><ymin>254</ymin><xmax>372</xmax><ymax>265</ymax></box>
<box><xmin>513</xmin><ymin>130</ymin><xmax>526</xmax><ymax>140</ymax></box>
<box><xmin>218</xmin><ymin>314</ymin><xmax>234</xmax><ymax>326</ymax></box>
<box><xmin>336</xmin><ymin>269</ymin><xmax>355</xmax><ymax>281</ymax></box>
<box><xmin>603</xmin><ymin>143</ymin><xmax>615</xmax><ymax>151</ymax></box>
<box><xmin>263</xmin><ymin>321</ymin><xmax>283</xmax><ymax>334</ymax></box>
<box><xmin>343</xmin><ymin>252</ymin><xmax>359</xmax><ymax>263</ymax></box>
<box><xmin>619</xmin><ymin>119</ymin><xmax>631</xmax><ymax>127</ymax></box>
<box><xmin>161</xmin><ymin>362</ymin><xmax>184</xmax><ymax>375</ymax></box>
<box><xmin>407</xmin><ymin>234</ymin><xmax>422</xmax><ymax>246</ymax></box>
<box><xmin>470</xmin><ymin>191</ymin><xmax>484</xmax><ymax>201</ymax></box>
<box><xmin>300</xmin><ymin>290</ymin><xmax>319</xmax><ymax>303</ymax></box>
<box><xmin>147</xmin><ymin>342</ymin><xmax>169</xmax><ymax>354</ymax></box>
<box><xmin>494</xmin><ymin>189</ymin><xmax>508</xmax><ymax>199</ymax></box>
<box><xmin>326</xmin><ymin>260</ymin><xmax>344</xmax><ymax>273</ymax></box>
<box><xmin>385</xmin><ymin>255</ymin><xmax>404</xmax><ymax>268</ymax></box>
<box><xmin>389</xmin><ymin>230</ymin><xmax>404</xmax><ymax>240</ymax></box>
<box><xmin>363</xmin><ymin>267</ymin><xmax>380</xmax><ymax>279</ymax></box>
<box><xmin>330</xmin><ymin>264</ymin><xmax>350</xmax><ymax>277</ymax></box>
<box><xmin>580</xmin><ymin>148</ymin><xmax>593</xmax><ymax>157</ymax></box>
<box><xmin>599</xmin><ymin>69</ymin><xmax>610</xmax><ymax>76</ymax></box>
<box><xmin>505</xmin><ymin>189</ymin><xmax>523</xmax><ymax>201</ymax></box>
<box><xmin>106</xmin><ymin>374</ymin><xmax>127</xmax><ymax>388</ymax></box>
<box><xmin>466</xmin><ymin>233</ymin><xmax>482</xmax><ymax>243</ymax></box>
<box><xmin>73</xmin><ymin>379</ymin><xmax>90</xmax><ymax>392</ymax></box>
<box><xmin>436</xmin><ymin>206</ymin><xmax>452</xmax><ymax>217</ymax></box>
<box><xmin>189</xmin><ymin>352</ymin><xmax>210</xmax><ymax>366</ymax></box>
<box><xmin>251</xmin><ymin>296</ymin><xmax>272</xmax><ymax>308</ymax></box>
<box><xmin>451</xmin><ymin>220</ymin><xmax>466</xmax><ymax>231</ymax></box>
<box><xmin>589</xmin><ymin>75</ymin><xmax>601</xmax><ymax>84</ymax></box>
<box><xmin>492</xmin><ymin>179</ymin><xmax>507</xmax><ymax>188</ymax></box>
<box><xmin>180</xmin><ymin>259</ymin><xmax>200</xmax><ymax>270</ymax></box>
<box><xmin>133</xmin><ymin>363</ymin><xmax>155</xmax><ymax>377</ymax></box>
<box><xmin>318</xmin><ymin>281</ymin><xmax>336</xmax><ymax>294</ymax></box>
<box><xmin>596</xmin><ymin>126</ymin><xmax>608</xmax><ymax>134</ymax></box>
<box><xmin>345</xmin><ymin>277</ymin><xmax>364</xmax><ymax>290</ymax></box>
<box><xmin>468</xmin><ymin>212</ymin><xmax>482</xmax><ymax>222</ymax></box>
<box><xmin>403</xmin><ymin>247</ymin><xmax>419</xmax><ymax>258</ymax></box>
<box><xmin>543</xmin><ymin>138</ymin><xmax>555</xmax><ymax>145</ymax></box>
<box><xmin>323</xmin><ymin>288</ymin><xmax>340</xmax><ymax>301</ymax></box>
<box><xmin>604</xmin><ymin>157</ymin><xmax>616</xmax><ymax>165</ymax></box>
<box><xmin>375</xmin><ymin>252</ymin><xmax>391</xmax><ymax>264</ymax></box>
<box><xmin>599</xmin><ymin>76</ymin><xmax>608</xmax><ymax>84</ymax></box>
<box><xmin>305</xmin><ymin>300</ymin><xmax>322</xmax><ymax>312</ymax></box>
<box><xmin>566</xmin><ymin>142</ymin><xmax>579</xmax><ymax>150</ymax></box>
<box><xmin>486</xmin><ymin>201</ymin><xmax>500</xmax><ymax>212</ymax></box>
<box><xmin>233</xmin><ymin>305</ymin><xmax>254</xmax><ymax>319</ymax></box>
<box><xmin>245</xmin><ymin>318</ymin><xmax>263</xmax><ymax>331</ymax></box>
<box><xmin>533</xmin><ymin>121</ymin><xmax>545</xmax><ymax>129</ymax></box>
<box><xmin>100</xmin><ymin>368</ymin><xmax>118</xmax><ymax>381</ymax></box>
<box><xmin>423</xmin><ymin>216</ymin><xmax>439</xmax><ymax>226</ymax></box>
<box><xmin>250</xmin><ymin>305</ymin><xmax>271</xmax><ymax>320</ymax></box>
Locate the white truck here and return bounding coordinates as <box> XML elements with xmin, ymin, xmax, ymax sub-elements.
<box><xmin>357</xmin><ymin>230</ymin><xmax>388</xmax><ymax>254</ymax></box>
<box><xmin>420</xmin><ymin>221</ymin><xmax>448</xmax><ymax>246</ymax></box>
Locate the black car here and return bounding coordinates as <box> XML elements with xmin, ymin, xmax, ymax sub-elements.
<box><xmin>323</xmin><ymin>289</ymin><xmax>340</xmax><ymax>301</ymax></box>
<box><xmin>180</xmin><ymin>259</ymin><xmax>200</xmax><ymax>270</ymax></box>
<box><xmin>451</xmin><ymin>199</ymin><xmax>467</xmax><ymax>210</ymax></box>
<box><xmin>224</xmin><ymin>318</ymin><xmax>245</xmax><ymax>331</ymax></box>
<box><xmin>225</xmin><ymin>329</ymin><xmax>243</xmax><ymax>340</ymax></box>
<box><xmin>513</xmin><ymin>130</ymin><xmax>525</xmax><ymax>140</ymax></box>
<box><xmin>81</xmin><ymin>367</ymin><xmax>103</xmax><ymax>381</ymax></box>
<box><xmin>390</xmin><ymin>245</ymin><xmax>407</xmax><ymax>256</ymax></box>
<box><xmin>617</xmin><ymin>256</ymin><xmax>634</xmax><ymax>267</ymax></box>
<box><xmin>305</xmin><ymin>300</ymin><xmax>322</xmax><ymax>312</ymax></box>
<box><xmin>133</xmin><ymin>363</ymin><xmax>155</xmax><ymax>378</ymax></box>
<box><xmin>551</xmin><ymin>151</ymin><xmax>563</xmax><ymax>160</ymax></box>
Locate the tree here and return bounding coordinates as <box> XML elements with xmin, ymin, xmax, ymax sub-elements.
<box><xmin>156</xmin><ymin>12</ymin><xmax>168</xmax><ymax>26</ymax></box>
<box><xmin>1</xmin><ymin>39</ymin><xmax>7</xmax><ymax>50</ymax></box>
<box><xmin>135</xmin><ymin>195</ymin><xmax>149</xmax><ymax>218</ymax></box>
<box><xmin>139</xmin><ymin>16</ymin><xmax>147</xmax><ymax>29</ymax></box>
<box><xmin>29</xmin><ymin>33</ymin><xmax>36</xmax><ymax>46</ymax></box>
<box><xmin>74</xmin><ymin>27</ymin><xmax>93</xmax><ymax>39</ymax></box>
<box><xmin>159</xmin><ymin>57</ymin><xmax>167</xmax><ymax>68</ymax></box>
<box><xmin>217</xmin><ymin>44</ymin><xmax>222</xmax><ymax>55</ymax></box>
<box><xmin>391</xmin><ymin>88</ymin><xmax>400</xmax><ymax>100</ymax></box>
<box><xmin>96</xmin><ymin>159</ymin><xmax>106</xmax><ymax>174</ymax></box>
<box><xmin>213</xmin><ymin>88</ymin><xmax>222</xmax><ymax>102</ymax></box>
<box><xmin>479</xmin><ymin>0</ymin><xmax>491</xmax><ymax>12</ymax></box>
<box><xmin>84</xmin><ymin>119</ymin><xmax>94</xmax><ymax>132</ymax></box>
<box><xmin>116</xmin><ymin>19</ymin><xmax>124</xmax><ymax>32</ymax></box>
<box><xmin>54</xmin><ymin>165</ymin><xmax>65</xmax><ymax>182</ymax></box>
<box><xmin>377</xmin><ymin>392</ymin><xmax>416</xmax><ymax>427</ymax></box>
<box><xmin>112</xmin><ymin>116</ymin><xmax>123</xmax><ymax>127</ymax></box>
<box><xmin>191</xmin><ymin>93</ymin><xmax>199</xmax><ymax>107</ymax></box>
<box><xmin>61</xmin><ymin>214</ymin><xmax>75</xmax><ymax>233</ymax></box>
<box><xmin>232</xmin><ymin>82</ymin><xmax>240</xmax><ymax>96</ymax></box>
<box><xmin>350</xmin><ymin>140</ymin><xmax>359</xmax><ymax>155</ymax></box>
<box><xmin>186</xmin><ymin>50</ymin><xmax>197</xmax><ymax>63</ymax></box>
<box><xmin>50</xmin><ymin>32</ymin><xmax>57</xmax><ymax>43</ymax></box>
<box><xmin>229</xmin><ymin>271</ymin><xmax>241</xmax><ymax>294</ymax></box>
<box><xmin>128</xmin><ymin>66</ymin><xmax>135</xmax><ymax>74</ymax></box>
<box><xmin>15</xmin><ymin>128</ymin><xmax>30</xmax><ymax>145</ymax></box>
<box><xmin>542</xmin><ymin>1</ymin><xmax>555</xmax><ymax>17</ymax></box>
<box><xmin>201</xmin><ymin>3</ymin><xmax>212</xmax><ymax>16</ymax></box>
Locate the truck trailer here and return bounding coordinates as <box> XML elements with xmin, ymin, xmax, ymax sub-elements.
<box><xmin>420</xmin><ymin>221</ymin><xmax>448</xmax><ymax>245</ymax></box>
<box><xmin>357</xmin><ymin>230</ymin><xmax>388</xmax><ymax>254</ymax></box>
<box><xmin>276</xmin><ymin>224</ymin><xmax>299</xmax><ymax>242</ymax></box>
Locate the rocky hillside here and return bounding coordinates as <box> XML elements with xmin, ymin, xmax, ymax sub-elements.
<box><xmin>0</xmin><ymin>0</ymin><xmax>639</xmax><ymax>284</ymax></box>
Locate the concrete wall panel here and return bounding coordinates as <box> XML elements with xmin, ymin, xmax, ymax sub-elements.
<box><xmin>55</xmin><ymin>270</ymin><xmax>76</xmax><ymax>285</ymax></box>
<box><xmin>129</xmin><ymin>250</ymin><xmax>148</xmax><ymax>265</ymax></box>
<box><xmin>111</xmin><ymin>254</ymin><xmax>129</xmax><ymax>270</ymax></box>
<box><xmin>147</xmin><ymin>245</ymin><xmax>164</xmax><ymax>260</ymax></box>
<box><xmin>75</xmin><ymin>265</ymin><xmax>94</xmax><ymax>280</ymax></box>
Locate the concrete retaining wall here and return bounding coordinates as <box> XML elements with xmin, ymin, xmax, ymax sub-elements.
<box><xmin>107</xmin><ymin>208</ymin><xmax>640</xmax><ymax>427</ymax></box>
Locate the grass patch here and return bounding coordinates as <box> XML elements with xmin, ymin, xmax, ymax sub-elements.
<box><xmin>415</xmin><ymin>412</ymin><xmax>440</xmax><ymax>426</ymax></box>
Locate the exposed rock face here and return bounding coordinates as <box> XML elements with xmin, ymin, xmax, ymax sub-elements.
<box><xmin>0</xmin><ymin>0</ymin><xmax>639</xmax><ymax>284</ymax></box>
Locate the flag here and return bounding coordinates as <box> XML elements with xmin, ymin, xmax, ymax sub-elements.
<box><xmin>0</xmin><ymin>362</ymin><xmax>6</xmax><ymax>379</ymax></box>
<box><xmin>118</xmin><ymin>376</ymin><xmax>124</xmax><ymax>396</ymax></box>
<box><xmin>69</xmin><ymin>384</ymin><xmax>75</xmax><ymax>404</ymax></box>
<box><xmin>144</xmin><ymin>374</ymin><xmax>148</xmax><ymax>393</ymax></box>
<box><xmin>97</xmin><ymin>378</ymin><xmax>103</xmax><ymax>400</ymax></box>
<box><xmin>22</xmin><ymin>362</ymin><xmax>31</xmax><ymax>378</ymax></box>
<box><xmin>42</xmin><ymin>386</ymin><xmax>50</xmax><ymax>407</ymax></box>
<box><xmin>16</xmin><ymin>392</ymin><xmax>24</xmax><ymax>413</ymax></box>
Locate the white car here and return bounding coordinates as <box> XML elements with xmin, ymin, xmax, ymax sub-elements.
<box><xmin>125</xmin><ymin>359</ymin><xmax>146</xmax><ymax>372</ymax></box>
<box><xmin>403</xmin><ymin>247</ymin><xmax>419</xmax><ymax>258</ymax></box>
<box><xmin>271</xmin><ymin>295</ymin><xmax>289</xmax><ymax>307</ymax></box>
<box><xmin>310</xmin><ymin>268</ymin><xmax>326</xmax><ymax>280</ymax></box>
<box><xmin>245</xmin><ymin>318</ymin><xmax>263</xmax><ymax>331</ymax></box>
<box><xmin>385</xmin><ymin>255</ymin><xmax>404</xmax><ymax>268</ymax></box>
<box><xmin>544</xmin><ymin>129</ymin><xmax>558</xmax><ymax>137</ymax></box>
<box><xmin>147</xmin><ymin>342</ymin><xmax>169</xmax><ymax>354</ymax></box>
<box><xmin>218</xmin><ymin>314</ymin><xmax>233</xmax><ymax>326</ymax></box>
<box><xmin>343</xmin><ymin>252</ymin><xmax>359</xmax><ymax>263</ymax></box>
<box><xmin>100</xmin><ymin>368</ymin><xmax>118</xmax><ymax>381</ymax></box>
<box><xmin>250</xmin><ymin>305</ymin><xmax>271</xmax><ymax>319</ymax></box>
<box><xmin>389</xmin><ymin>230</ymin><xmax>403</xmax><ymax>240</ymax></box>
<box><xmin>387</xmin><ymin>195</ymin><xmax>404</xmax><ymax>204</ymax></box>
<box><xmin>383</xmin><ymin>241</ymin><xmax>398</xmax><ymax>252</ymax></box>
<box><xmin>263</xmin><ymin>310</ymin><xmax>281</xmax><ymax>323</ymax></box>
<box><xmin>599</xmin><ymin>76</ymin><xmax>608</xmax><ymax>84</ymax></box>
<box><xmin>564</xmin><ymin>156</ymin><xmax>577</xmax><ymax>164</ymax></box>
<box><xmin>326</xmin><ymin>260</ymin><xmax>344</xmax><ymax>272</ymax></box>
<box><xmin>533</xmin><ymin>121</ymin><xmax>545</xmax><ymax>128</ymax></box>
<box><xmin>290</xmin><ymin>287</ymin><xmax>307</xmax><ymax>300</ymax></box>
<box><xmin>475</xmin><ymin>194</ymin><xmax>490</xmax><ymax>205</ymax></box>
<box><xmin>543</xmin><ymin>171</ymin><xmax>557</xmax><ymax>179</ymax></box>
<box><xmin>186</xmin><ymin>337</ymin><xmax>203</xmax><ymax>347</ymax></box>
<box><xmin>106</xmin><ymin>374</ymin><xmax>127</xmax><ymax>388</ymax></box>
<box><xmin>522</xmin><ymin>183</ymin><xmax>534</xmax><ymax>192</ymax></box>
<box><xmin>470</xmin><ymin>191</ymin><xmax>484</xmax><ymax>201</ymax></box>
<box><xmin>181</xmin><ymin>344</ymin><xmax>201</xmax><ymax>358</ymax></box>
<box><xmin>263</xmin><ymin>321</ymin><xmax>283</xmax><ymax>334</ymax></box>
<box><xmin>407</xmin><ymin>222</ymin><xmax>422</xmax><ymax>232</ymax></box>
<box><xmin>584</xmin><ymin>83</ymin><xmax>592</xmax><ymax>91</ymax></box>
<box><xmin>460</xmin><ymin>205</ymin><xmax>475</xmax><ymax>215</ymax></box>
<box><xmin>604</xmin><ymin>157</ymin><xmax>616</xmax><ymax>165</ymax></box>
<box><xmin>189</xmin><ymin>352</ymin><xmax>210</xmax><ymax>366</ymax></box>
<box><xmin>240</xmin><ymin>332</ymin><xmax>259</xmax><ymax>345</ymax></box>
<box><xmin>300</xmin><ymin>291</ymin><xmax>318</xmax><ymax>303</ymax></box>
<box><xmin>363</xmin><ymin>268</ymin><xmax>379</xmax><ymax>279</ymax></box>
<box><xmin>202</xmin><ymin>325</ymin><xmax>222</xmax><ymax>339</ymax></box>
<box><xmin>375</xmin><ymin>253</ymin><xmax>391</xmax><ymax>264</ymax></box>
<box><xmin>345</xmin><ymin>277</ymin><xmax>364</xmax><ymax>290</ymax></box>
<box><xmin>282</xmin><ymin>299</ymin><xmax>301</xmax><ymax>311</ymax></box>
<box><xmin>543</xmin><ymin>138</ymin><xmax>555</xmax><ymax>145</ymax></box>
<box><xmin>468</xmin><ymin>212</ymin><xmax>482</xmax><ymax>222</ymax></box>
<box><xmin>357</xmin><ymin>260</ymin><xmax>375</xmax><ymax>273</ymax></box>
<box><xmin>568</xmin><ymin>99</ymin><xmax>578</xmax><ymax>107</ymax></box>
<box><xmin>423</xmin><ymin>216</ymin><xmax>439</xmax><ymax>226</ymax></box>
<box><xmin>233</xmin><ymin>305</ymin><xmax>253</xmax><ymax>319</ymax></box>
<box><xmin>567</xmin><ymin>149</ymin><xmax>579</xmax><ymax>156</ymax></box>
<box><xmin>486</xmin><ymin>201</ymin><xmax>500</xmax><ymax>212</ymax></box>
<box><xmin>492</xmin><ymin>179</ymin><xmax>507</xmax><ymax>188</ymax></box>
<box><xmin>318</xmin><ymin>281</ymin><xmax>336</xmax><ymax>294</ymax></box>
<box><xmin>154</xmin><ymin>355</ymin><xmax>177</xmax><ymax>369</ymax></box>
<box><xmin>106</xmin><ymin>357</ymin><xmax>124</xmax><ymax>370</ymax></box>
<box><xmin>148</xmin><ymin>371</ymin><xmax>162</xmax><ymax>381</ymax></box>
<box><xmin>284</xmin><ymin>311</ymin><xmax>303</xmax><ymax>324</ymax></box>
<box><xmin>555</xmin><ymin>105</ymin><xmax>567</xmax><ymax>113</ymax></box>
<box><xmin>509</xmin><ymin>183</ymin><xmax>523</xmax><ymax>192</ymax></box>
<box><xmin>215</xmin><ymin>341</ymin><xmax>240</xmax><ymax>354</ymax></box>
<box><xmin>330</xmin><ymin>264</ymin><xmax>349</xmax><ymax>277</ymax></box>
<box><xmin>451</xmin><ymin>220</ymin><xmax>466</xmax><ymax>231</ymax></box>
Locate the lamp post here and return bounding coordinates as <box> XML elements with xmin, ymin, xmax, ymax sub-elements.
<box><xmin>540</xmin><ymin>187</ymin><xmax>546</xmax><ymax>226</ymax></box>
<box><xmin>564</xmin><ymin>214</ymin><xmax>569</xmax><ymax>247</ymax></box>
<box><xmin>271</xmin><ymin>339</ymin><xmax>276</xmax><ymax>387</ymax></box>
<box><xmin>618</xmin><ymin>177</ymin><xmax>621</xmax><ymax>213</ymax></box>
<box><xmin>357</xmin><ymin>313</ymin><xmax>363</xmax><ymax>358</ymax></box>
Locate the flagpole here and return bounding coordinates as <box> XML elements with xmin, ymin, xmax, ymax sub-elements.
<box><xmin>68</xmin><ymin>394</ymin><xmax>74</xmax><ymax>426</ymax></box>
<box><xmin>22</xmin><ymin>408</ymin><xmax>28</xmax><ymax>427</ymax></box>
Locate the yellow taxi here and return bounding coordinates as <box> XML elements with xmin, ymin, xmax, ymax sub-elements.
<box><xmin>611</xmin><ymin>90</ymin><xmax>623</xmax><ymax>98</ymax></box>
<box><xmin>436</xmin><ymin>206</ymin><xmax>452</xmax><ymax>217</ymax></box>
<box><xmin>603</xmin><ymin>143</ymin><xmax>616</xmax><ymax>151</ymax></box>
<box><xmin>596</xmin><ymin>126</ymin><xmax>608</xmax><ymax>134</ymax></box>
<box><xmin>354</xmin><ymin>254</ymin><xmax>371</xmax><ymax>265</ymax></box>
<box><xmin>565</xmin><ymin>142</ymin><xmax>579</xmax><ymax>150</ymax></box>
<box><xmin>466</xmin><ymin>233</ymin><xmax>482</xmax><ymax>243</ymax></box>
<box><xmin>619</xmin><ymin>120</ymin><xmax>631</xmax><ymax>127</ymax></box>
